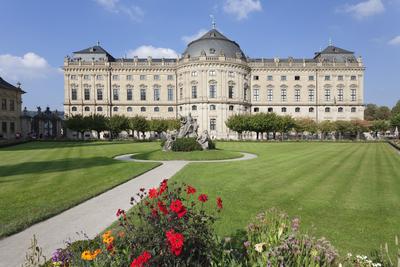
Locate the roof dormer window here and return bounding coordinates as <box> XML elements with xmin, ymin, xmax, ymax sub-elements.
<box><xmin>209</xmin><ymin>48</ymin><xmax>216</xmax><ymax>54</ymax></box>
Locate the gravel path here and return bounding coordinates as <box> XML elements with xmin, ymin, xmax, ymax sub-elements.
<box><xmin>0</xmin><ymin>152</ymin><xmax>256</xmax><ymax>267</ymax></box>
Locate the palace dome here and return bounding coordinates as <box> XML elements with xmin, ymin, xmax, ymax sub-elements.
<box><xmin>183</xmin><ymin>29</ymin><xmax>245</xmax><ymax>59</ymax></box>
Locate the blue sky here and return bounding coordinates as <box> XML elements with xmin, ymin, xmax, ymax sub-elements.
<box><xmin>0</xmin><ymin>0</ymin><xmax>399</xmax><ymax>110</ymax></box>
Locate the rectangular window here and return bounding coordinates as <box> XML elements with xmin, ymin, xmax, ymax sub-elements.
<box><xmin>338</xmin><ymin>75</ymin><xmax>343</xmax><ymax>81</ymax></box>
<box><xmin>97</xmin><ymin>89</ymin><xmax>103</xmax><ymax>100</ymax></box>
<box><xmin>253</xmin><ymin>88</ymin><xmax>260</xmax><ymax>101</ymax></box>
<box><xmin>1</xmin><ymin>99</ymin><xmax>6</xmax><ymax>110</ymax></box>
<box><xmin>228</xmin><ymin>86</ymin><xmax>234</xmax><ymax>99</ymax></box>
<box><xmin>338</xmin><ymin>88</ymin><xmax>344</xmax><ymax>102</ymax></box>
<box><xmin>168</xmin><ymin>87</ymin><xmax>174</xmax><ymax>101</ymax></box>
<box><xmin>154</xmin><ymin>88</ymin><xmax>160</xmax><ymax>101</ymax></box>
<box><xmin>127</xmin><ymin>89</ymin><xmax>133</xmax><ymax>101</ymax></box>
<box><xmin>281</xmin><ymin>75</ymin><xmax>287</xmax><ymax>81</ymax></box>
<box><xmin>324</xmin><ymin>75</ymin><xmax>330</xmax><ymax>81</ymax></box>
<box><xmin>295</xmin><ymin>89</ymin><xmax>301</xmax><ymax>102</ymax></box>
<box><xmin>2</xmin><ymin>122</ymin><xmax>7</xmax><ymax>133</ymax></box>
<box><xmin>325</xmin><ymin>89</ymin><xmax>331</xmax><ymax>101</ymax></box>
<box><xmin>267</xmin><ymin>88</ymin><xmax>273</xmax><ymax>101</ymax></box>
<box><xmin>295</xmin><ymin>75</ymin><xmax>300</xmax><ymax>81</ymax></box>
<box><xmin>71</xmin><ymin>89</ymin><xmax>77</xmax><ymax>100</ymax></box>
<box><xmin>308</xmin><ymin>89</ymin><xmax>314</xmax><ymax>102</ymax></box>
<box><xmin>351</xmin><ymin>75</ymin><xmax>357</xmax><ymax>81</ymax></box>
<box><xmin>70</xmin><ymin>75</ymin><xmax>77</xmax><ymax>80</ymax></box>
<box><xmin>140</xmin><ymin>88</ymin><xmax>146</xmax><ymax>101</ymax></box>
<box><xmin>192</xmin><ymin>86</ymin><xmax>197</xmax><ymax>99</ymax></box>
<box><xmin>96</xmin><ymin>75</ymin><xmax>103</xmax><ymax>80</ymax></box>
<box><xmin>209</xmin><ymin>84</ymin><xmax>216</xmax><ymax>98</ymax></box>
<box><xmin>126</xmin><ymin>75</ymin><xmax>133</xmax><ymax>81</ymax></box>
<box><xmin>351</xmin><ymin>89</ymin><xmax>357</xmax><ymax>101</ymax></box>
<box><xmin>140</xmin><ymin>75</ymin><xmax>146</xmax><ymax>80</ymax></box>
<box><xmin>210</xmin><ymin>118</ymin><xmax>216</xmax><ymax>131</ymax></box>
<box><xmin>112</xmin><ymin>75</ymin><xmax>119</xmax><ymax>81</ymax></box>
<box><xmin>113</xmin><ymin>89</ymin><xmax>119</xmax><ymax>101</ymax></box>
<box><xmin>10</xmin><ymin>122</ymin><xmax>15</xmax><ymax>133</ymax></box>
<box><xmin>267</xmin><ymin>75</ymin><xmax>273</xmax><ymax>81</ymax></box>
<box><xmin>308</xmin><ymin>75</ymin><xmax>314</xmax><ymax>81</ymax></box>
<box><xmin>84</xmin><ymin>88</ymin><xmax>90</xmax><ymax>100</ymax></box>
<box><xmin>83</xmin><ymin>75</ymin><xmax>90</xmax><ymax>80</ymax></box>
<box><xmin>154</xmin><ymin>75</ymin><xmax>160</xmax><ymax>80</ymax></box>
<box><xmin>281</xmin><ymin>89</ymin><xmax>287</xmax><ymax>102</ymax></box>
<box><xmin>9</xmin><ymin>100</ymin><xmax>15</xmax><ymax>111</ymax></box>
<box><xmin>167</xmin><ymin>75</ymin><xmax>174</xmax><ymax>80</ymax></box>
<box><xmin>253</xmin><ymin>75</ymin><xmax>259</xmax><ymax>81</ymax></box>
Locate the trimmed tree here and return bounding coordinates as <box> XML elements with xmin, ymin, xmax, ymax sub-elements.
<box><xmin>65</xmin><ymin>114</ymin><xmax>88</xmax><ymax>140</ymax></box>
<box><xmin>318</xmin><ymin>121</ymin><xmax>336</xmax><ymax>140</ymax></box>
<box><xmin>276</xmin><ymin>115</ymin><xmax>295</xmax><ymax>141</ymax></box>
<box><xmin>130</xmin><ymin>115</ymin><xmax>149</xmax><ymax>140</ymax></box>
<box><xmin>149</xmin><ymin>119</ymin><xmax>169</xmax><ymax>139</ymax></box>
<box><xmin>87</xmin><ymin>114</ymin><xmax>108</xmax><ymax>139</ymax></box>
<box><xmin>225</xmin><ymin>114</ymin><xmax>249</xmax><ymax>140</ymax></box>
<box><xmin>107</xmin><ymin>115</ymin><xmax>129</xmax><ymax>140</ymax></box>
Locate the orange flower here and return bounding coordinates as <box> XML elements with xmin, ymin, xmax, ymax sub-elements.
<box><xmin>103</xmin><ymin>236</ymin><xmax>114</xmax><ymax>245</ymax></box>
<box><xmin>81</xmin><ymin>249</ymin><xmax>101</xmax><ymax>261</ymax></box>
<box><xmin>102</xmin><ymin>230</ymin><xmax>112</xmax><ymax>239</ymax></box>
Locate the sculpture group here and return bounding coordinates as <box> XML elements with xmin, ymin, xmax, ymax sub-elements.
<box><xmin>163</xmin><ymin>113</ymin><xmax>211</xmax><ymax>151</ymax></box>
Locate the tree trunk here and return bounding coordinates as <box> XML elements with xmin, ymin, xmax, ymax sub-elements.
<box><xmin>256</xmin><ymin>132</ymin><xmax>259</xmax><ymax>140</ymax></box>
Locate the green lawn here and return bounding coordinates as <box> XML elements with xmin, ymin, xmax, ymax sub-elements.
<box><xmin>133</xmin><ymin>149</ymin><xmax>243</xmax><ymax>161</ymax></box>
<box><xmin>171</xmin><ymin>142</ymin><xmax>400</xmax><ymax>255</ymax></box>
<box><xmin>0</xmin><ymin>141</ymin><xmax>160</xmax><ymax>238</ymax></box>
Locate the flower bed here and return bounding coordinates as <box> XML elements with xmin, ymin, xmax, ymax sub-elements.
<box><xmin>35</xmin><ymin>180</ymin><xmax>396</xmax><ymax>267</ymax></box>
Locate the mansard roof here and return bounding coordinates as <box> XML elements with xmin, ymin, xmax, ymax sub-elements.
<box><xmin>73</xmin><ymin>45</ymin><xmax>115</xmax><ymax>60</ymax></box>
<box><xmin>318</xmin><ymin>45</ymin><xmax>354</xmax><ymax>55</ymax></box>
<box><xmin>0</xmin><ymin>77</ymin><xmax>25</xmax><ymax>93</ymax></box>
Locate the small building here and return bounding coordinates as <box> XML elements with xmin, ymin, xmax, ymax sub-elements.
<box><xmin>0</xmin><ymin>77</ymin><xmax>25</xmax><ymax>139</ymax></box>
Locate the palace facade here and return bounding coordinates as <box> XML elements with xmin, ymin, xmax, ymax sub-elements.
<box><xmin>63</xmin><ymin>27</ymin><xmax>365</xmax><ymax>139</ymax></box>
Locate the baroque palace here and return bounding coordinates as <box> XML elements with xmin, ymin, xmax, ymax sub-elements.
<box><xmin>63</xmin><ymin>26</ymin><xmax>365</xmax><ymax>139</ymax></box>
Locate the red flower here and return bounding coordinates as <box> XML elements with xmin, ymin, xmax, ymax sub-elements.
<box><xmin>166</xmin><ymin>229</ymin><xmax>184</xmax><ymax>256</ymax></box>
<box><xmin>151</xmin><ymin>208</ymin><xmax>158</xmax><ymax>217</ymax></box>
<box><xmin>186</xmin><ymin>185</ymin><xmax>196</xmax><ymax>195</ymax></box>
<box><xmin>148</xmin><ymin>188</ymin><xmax>158</xmax><ymax>199</ymax></box>
<box><xmin>216</xmin><ymin>197</ymin><xmax>223</xmax><ymax>209</ymax></box>
<box><xmin>130</xmin><ymin>251</ymin><xmax>151</xmax><ymax>267</ymax></box>
<box><xmin>116</xmin><ymin>209</ymin><xmax>126</xmax><ymax>219</ymax></box>
<box><xmin>157</xmin><ymin>201</ymin><xmax>169</xmax><ymax>215</ymax></box>
<box><xmin>198</xmin><ymin>194</ymin><xmax>208</xmax><ymax>203</ymax></box>
<box><xmin>169</xmin><ymin>200</ymin><xmax>187</xmax><ymax>218</ymax></box>
<box><xmin>158</xmin><ymin>179</ymin><xmax>168</xmax><ymax>195</ymax></box>
<box><xmin>106</xmin><ymin>243</ymin><xmax>114</xmax><ymax>252</ymax></box>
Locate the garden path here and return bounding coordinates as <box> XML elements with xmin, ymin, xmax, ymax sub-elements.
<box><xmin>0</xmin><ymin>152</ymin><xmax>256</xmax><ymax>267</ymax></box>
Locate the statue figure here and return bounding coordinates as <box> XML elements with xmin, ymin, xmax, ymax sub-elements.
<box><xmin>163</xmin><ymin>132</ymin><xmax>176</xmax><ymax>151</ymax></box>
<box><xmin>178</xmin><ymin>113</ymin><xmax>198</xmax><ymax>138</ymax></box>
<box><xmin>197</xmin><ymin>130</ymin><xmax>210</xmax><ymax>150</ymax></box>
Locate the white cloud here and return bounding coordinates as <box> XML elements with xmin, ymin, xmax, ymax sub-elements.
<box><xmin>93</xmin><ymin>0</ymin><xmax>144</xmax><ymax>22</ymax></box>
<box><xmin>339</xmin><ymin>0</ymin><xmax>385</xmax><ymax>19</ymax></box>
<box><xmin>388</xmin><ymin>36</ymin><xmax>400</xmax><ymax>45</ymax></box>
<box><xmin>0</xmin><ymin>52</ymin><xmax>55</xmax><ymax>81</ymax></box>
<box><xmin>223</xmin><ymin>0</ymin><xmax>262</xmax><ymax>20</ymax></box>
<box><xmin>181</xmin><ymin>29</ymin><xmax>208</xmax><ymax>44</ymax></box>
<box><xmin>127</xmin><ymin>45</ymin><xmax>179</xmax><ymax>58</ymax></box>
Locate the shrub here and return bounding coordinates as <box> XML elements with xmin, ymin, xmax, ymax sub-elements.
<box><xmin>243</xmin><ymin>209</ymin><xmax>338</xmax><ymax>266</ymax></box>
<box><xmin>55</xmin><ymin>180</ymin><xmax>223</xmax><ymax>266</ymax></box>
<box><xmin>171</xmin><ymin>137</ymin><xmax>202</xmax><ymax>151</ymax></box>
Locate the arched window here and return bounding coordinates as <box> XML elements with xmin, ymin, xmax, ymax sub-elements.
<box><xmin>168</xmin><ymin>107</ymin><xmax>174</xmax><ymax>112</ymax></box>
<box><xmin>71</xmin><ymin>106</ymin><xmax>77</xmax><ymax>112</ymax></box>
<box><xmin>97</xmin><ymin>106</ymin><xmax>103</xmax><ymax>112</ymax></box>
<box><xmin>141</xmin><ymin>107</ymin><xmax>146</xmax><ymax>112</ymax></box>
<box><xmin>309</xmin><ymin>107</ymin><xmax>314</xmax><ymax>113</ymax></box>
<box><xmin>229</xmin><ymin>105</ymin><xmax>234</xmax><ymax>111</ymax></box>
<box><xmin>192</xmin><ymin>105</ymin><xmax>197</xmax><ymax>111</ymax></box>
<box><xmin>84</xmin><ymin>106</ymin><xmax>90</xmax><ymax>112</ymax></box>
<box><xmin>268</xmin><ymin>107</ymin><xmax>273</xmax><ymax>112</ymax></box>
<box><xmin>325</xmin><ymin>107</ymin><xmax>330</xmax><ymax>113</ymax></box>
<box><xmin>210</xmin><ymin>104</ymin><xmax>216</xmax><ymax>110</ymax></box>
<box><xmin>113</xmin><ymin>106</ymin><xmax>119</xmax><ymax>112</ymax></box>
<box><xmin>295</xmin><ymin>107</ymin><xmax>300</xmax><ymax>112</ymax></box>
<box><xmin>281</xmin><ymin>107</ymin><xmax>287</xmax><ymax>112</ymax></box>
<box><xmin>351</xmin><ymin>107</ymin><xmax>357</xmax><ymax>112</ymax></box>
<box><xmin>338</xmin><ymin>107</ymin><xmax>343</xmax><ymax>112</ymax></box>
<box><xmin>127</xmin><ymin>107</ymin><xmax>133</xmax><ymax>112</ymax></box>
<box><xmin>179</xmin><ymin>106</ymin><xmax>182</xmax><ymax>111</ymax></box>
<box><xmin>209</xmin><ymin>81</ymin><xmax>217</xmax><ymax>98</ymax></box>
<box><xmin>154</xmin><ymin>107</ymin><xmax>160</xmax><ymax>112</ymax></box>
<box><xmin>254</xmin><ymin>107</ymin><xmax>260</xmax><ymax>112</ymax></box>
